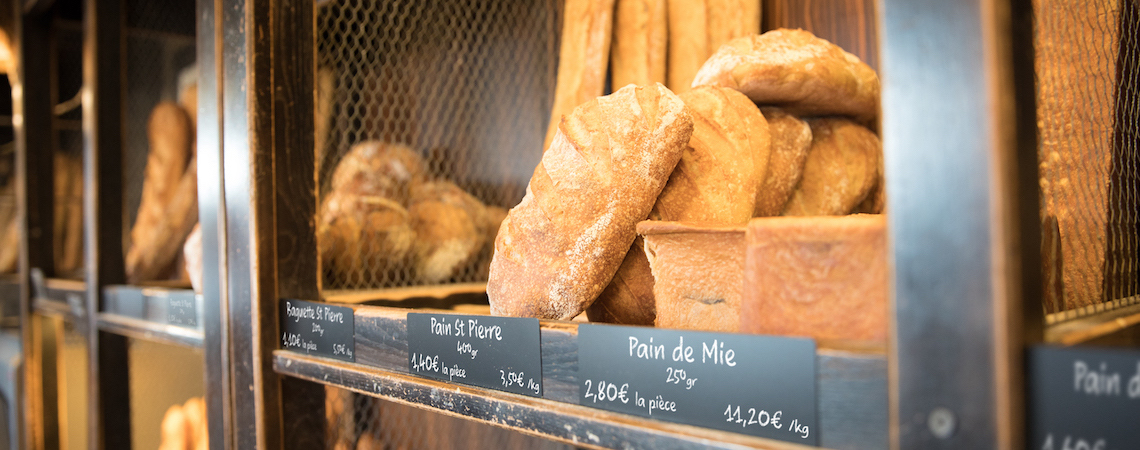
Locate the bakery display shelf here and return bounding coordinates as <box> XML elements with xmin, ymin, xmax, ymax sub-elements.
<box><xmin>1044</xmin><ymin>296</ymin><xmax>1140</xmax><ymax>345</ymax></box>
<box><xmin>322</xmin><ymin>282</ymin><xmax>489</xmax><ymax>304</ymax></box>
<box><xmin>273</xmin><ymin>305</ymin><xmax>888</xmax><ymax>450</ymax></box>
<box><xmin>96</xmin><ymin>285</ymin><xmax>203</xmax><ymax>348</ymax></box>
<box><xmin>30</xmin><ymin>268</ymin><xmax>86</xmax><ymax>323</ymax></box>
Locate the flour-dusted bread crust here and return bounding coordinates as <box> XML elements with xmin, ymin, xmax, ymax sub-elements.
<box><xmin>586</xmin><ymin>237</ymin><xmax>655</xmax><ymax>325</ymax></box>
<box><xmin>489</xmin><ymin>84</ymin><xmax>693</xmax><ymax>320</ymax></box>
<box><xmin>318</xmin><ymin>190</ymin><xmax>414</xmax><ymax>287</ymax></box>
<box><xmin>641</xmin><ymin>221</ymin><xmax>745</xmax><ymax>332</ymax></box>
<box><xmin>652</xmin><ymin>85</ymin><xmax>770</xmax><ymax>223</ymax></box>
<box><xmin>408</xmin><ymin>181</ymin><xmax>487</xmax><ymax>283</ymax></box>
<box><xmin>544</xmin><ymin>0</ymin><xmax>617</xmax><ymax>151</ymax></box>
<box><xmin>330</xmin><ymin>141</ymin><xmax>426</xmax><ymax>203</ymax></box>
<box><xmin>741</xmin><ymin>215</ymin><xmax>887</xmax><ymax>342</ymax></box>
<box><xmin>753</xmin><ymin>107</ymin><xmax>812</xmax><ymax>216</ymax></box>
<box><xmin>783</xmin><ymin>118</ymin><xmax>881</xmax><ymax>216</ymax></box>
<box><xmin>612</xmin><ymin>0</ymin><xmax>667</xmax><ymax>89</ymax></box>
<box><xmin>692</xmin><ymin>29</ymin><xmax>880</xmax><ymax>124</ymax></box>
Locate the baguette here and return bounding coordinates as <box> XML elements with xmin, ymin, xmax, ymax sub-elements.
<box><xmin>544</xmin><ymin>0</ymin><xmax>617</xmax><ymax>151</ymax></box>
<box><xmin>126</xmin><ymin>156</ymin><xmax>199</xmax><ymax>283</ymax></box>
<box><xmin>753</xmin><ymin>107</ymin><xmax>812</xmax><ymax>216</ymax></box>
<box><xmin>489</xmin><ymin>84</ymin><xmax>693</xmax><ymax>320</ymax></box>
<box><xmin>692</xmin><ymin>29</ymin><xmax>880</xmax><ymax>124</ymax></box>
<box><xmin>611</xmin><ymin>0</ymin><xmax>667</xmax><ymax>89</ymax></box>
<box><xmin>783</xmin><ymin>118</ymin><xmax>881</xmax><ymax>216</ymax></box>
<box><xmin>665</xmin><ymin>0</ymin><xmax>708</xmax><ymax>93</ymax></box>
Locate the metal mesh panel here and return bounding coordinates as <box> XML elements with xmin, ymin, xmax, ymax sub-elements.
<box><xmin>322</xmin><ymin>388</ymin><xmax>573</xmax><ymax>450</ymax></box>
<box><xmin>122</xmin><ymin>0</ymin><xmax>196</xmax><ymax>257</ymax></box>
<box><xmin>315</xmin><ymin>0</ymin><xmax>558</xmax><ymax>291</ymax></box>
<box><xmin>53</xmin><ymin>18</ymin><xmax>84</xmax><ymax>279</ymax></box>
<box><xmin>1036</xmin><ymin>0</ymin><xmax>1140</xmax><ymax>318</ymax></box>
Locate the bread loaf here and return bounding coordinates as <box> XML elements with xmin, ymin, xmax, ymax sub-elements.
<box><xmin>0</xmin><ymin>173</ymin><xmax>15</xmax><ymax>273</ymax></box>
<box><xmin>180</xmin><ymin>83</ymin><xmax>198</xmax><ymax>131</ymax></box>
<box><xmin>612</xmin><ymin>0</ymin><xmax>667</xmax><ymax>89</ymax></box>
<box><xmin>318</xmin><ymin>190</ymin><xmax>414</xmax><ymax>287</ymax></box>
<box><xmin>641</xmin><ymin>221</ymin><xmax>745</xmax><ymax>332</ymax></box>
<box><xmin>589</xmin><ymin>85</ymin><xmax>768</xmax><ymax>325</ymax></box>
<box><xmin>544</xmin><ymin>0</ymin><xmax>616</xmax><ymax>151</ymax></box>
<box><xmin>652</xmin><ymin>85</ymin><xmax>770</xmax><ymax>223</ymax></box>
<box><xmin>474</xmin><ymin>206</ymin><xmax>508</xmax><ymax>280</ymax></box>
<box><xmin>330</xmin><ymin>141</ymin><xmax>426</xmax><ymax>203</ymax></box>
<box><xmin>489</xmin><ymin>84</ymin><xmax>693</xmax><ymax>320</ymax></box>
<box><xmin>666</xmin><ymin>0</ymin><xmax>708</xmax><ymax>93</ymax></box>
<box><xmin>409</xmin><ymin>181</ymin><xmax>487</xmax><ymax>283</ymax></box>
<box><xmin>783</xmin><ymin>118</ymin><xmax>880</xmax><ymax>216</ymax></box>
<box><xmin>184</xmin><ymin>224</ymin><xmax>203</xmax><ymax>293</ymax></box>
<box><xmin>741</xmin><ymin>215</ymin><xmax>887</xmax><ymax>343</ymax></box>
<box><xmin>753</xmin><ymin>107</ymin><xmax>812</xmax><ymax>216</ymax></box>
<box><xmin>691</xmin><ymin>29</ymin><xmax>880</xmax><ymax>124</ymax></box>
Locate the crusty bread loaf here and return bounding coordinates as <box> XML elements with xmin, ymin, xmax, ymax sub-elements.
<box><xmin>641</xmin><ymin>221</ymin><xmax>745</xmax><ymax>332</ymax></box>
<box><xmin>707</xmin><ymin>0</ymin><xmax>760</xmax><ymax>55</ymax></box>
<box><xmin>741</xmin><ymin>215</ymin><xmax>887</xmax><ymax>343</ymax></box>
<box><xmin>589</xmin><ymin>85</ymin><xmax>769</xmax><ymax>324</ymax></box>
<box><xmin>409</xmin><ymin>181</ymin><xmax>487</xmax><ymax>283</ymax></box>
<box><xmin>666</xmin><ymin>0</ymin><xmax>708</xmax><ymax>93</ymax></box>
<box><xmin>330</xmin><ymin>141</ymin><xmax>426</xmax><ymax>203</ymax></box>
<box><xmin>138</xmin><ymin>103</ymin><xmax>193</xmax><ymax>212</ymax></box>
<box><xmin>180</xmin><ymin>83</ymin><xmax>198</xmax><ymax>131</ymax></box>
<box><xmin>612</xmin><ymin>0</ymin><xmax>668</xmax><ymax>89</ymax></box>
<box><xmin>318</xmin><ymin>190</ymin><xmax>414</xmax><ymax>287</ymax></box>
<box><xmin>691</xmin><ymin>29</ymin><xmax>880</xmax><ymax>124</ymax></box>
<box><xmin>753</xmin><ymin>107</ymin><xmax>812</xmax><ymax>217</ymax></box>
<box><xmin>544</xmin><ymin>0</ymin><xmax>617</xmax><ymax>151</ymax></box>
<box><xmin>586</xmin><ymin>237</ymin><xmax>655</xmax><ymax>325</ymax></box>
<box><xmin>783</xmin><ymin>118</ymin><xmax>880</xmax><ymax>216</ymax></box>
<box><xmin>652</xmin><ymin>85</ymin><xmax>770</xmax><ymax>223</ymax></box>
<box><xmin>489</xmin><ymin>84</ymin><xmax>693</xmax><ymax>320</ymax></box>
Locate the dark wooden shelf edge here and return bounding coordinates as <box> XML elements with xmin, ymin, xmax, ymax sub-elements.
<box><xmin>346</xmin><ymin>305</ymin><xmax>888</xmax><ymax>449</ymax></box>
<box><xmin>273</xmin><ymin>351</ymin><xmax>816</xmax><ymax>450</ymax></box>
<box><xmin>96</xmin><ymin>313</ymin><xmax>204</xmax><ymax>348</ymax></box>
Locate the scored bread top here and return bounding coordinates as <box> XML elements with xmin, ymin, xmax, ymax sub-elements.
<box><xmin>489</xmin><ymin>83</ymin><xmax>693</xmax><ymax>320</ymax></box>
<box><xmin>691</xmin><ymin>28</ymin><xmax>880</xmax><ymax>124</ymax></box>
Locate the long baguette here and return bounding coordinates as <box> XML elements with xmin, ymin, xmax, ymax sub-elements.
<box><xmin>543</xmin><ymin>0</ymin><xmax>616</xmax><ymax>151</ymax></box>
<box><xmin>666</xmin><ymin>0</ymin><xmax>708</xmax><ymax>93</ymax></box>
<box><xmin>126</xmin><ymin>156</ymin><xmax>199</xmax><ymax>283</ymax></box>
<box><xmin>490</xmin><ymin>84</ymin><xmax>693</xmax><ymax>320</ymax></box>
<box><xmin>611</xmin><ymin>0</ymin><xmax>667</xmax><ymax>89</ymax></box>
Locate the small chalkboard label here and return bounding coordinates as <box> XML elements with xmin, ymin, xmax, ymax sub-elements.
<box><xmin>166</xmin><ymin>292</ymin><xmax>198</xmax><ymax>327</ymax></box>
<box><xmin>406</xmin><ymin>313</ymin><xmax>542</xmax><ymax>397</ymax></box>
<box><xmin>577</xmin><ymin>324</ymin><xmax>817</xmax><ymax>445</ymax></box>
<box><xmin>280</xmin><ymin>299</ymin><xmax>354</xmax><ymax>362</ymax></box>
<box><xmin>1028</xmin><ymin>346</ymin><xmax>1140</xmax><ymax>450</ymax></box>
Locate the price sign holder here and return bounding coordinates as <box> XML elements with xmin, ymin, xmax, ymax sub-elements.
<box><xmin>577</xmin><ymin>324</ymin><xmax>817</xmax><ymax>445</ymax></box>
<box><xmin>165</xmin><ymin>290</ymin><xmax>198</xmax><ymax>327</ymax></box>
<box><xmin>279</xmin><ymin>299</ymin><xmax>355</xmax><ymax>362</ymax></box>
<box><xmin>406</xmin><ymin>313</ymin><xmax>543</xmax><ymax>397</ymax></box>
<box><xmin>1028</xmin><ymin>345</ymin><xmax>1140</xmax><ymax>450</ymax></box>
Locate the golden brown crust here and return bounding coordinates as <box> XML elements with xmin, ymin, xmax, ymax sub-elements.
<box><xmin>741</xmin><ymin>215</ymin><xmax>887</xmax><ymax>342</ymax></box>
<box><xmin>544</xmin><ymin>0</ymin><xmax>617</xmax><ymax>151</ymax></box>
<box><xmin>640</xmin><ymin>221</ymin><xmax>745</xmax><ymax>332</ymax></box>
<box><xmin>651</xmin><ymin>86</ymin><xmax>770</xmax><ymax>223</ymax></box>
<box><xmin>783</xmin><ymin>118</ymin><xmax>881</xmax><ymax>216</ymax></box>
<box><xmin>586</xmin><ymin>237</ymin><xmax>655</xmax><ymax>325</ymax></box>
<box><xmin>489</xmin><ymin>84</ymin><xmax>693</xmax><ymax>320</ymax></box>
<box><xmin>330</xmin><ymin>141</ymin><xmax>426</xmax><ymax>203</ymax></box>
<box><xmin>753</xmin><ymin>107</ymin><xmax>812</xmax><ymax>217</ymax></box>
<box><xmin>612</xmin><ymin>0</ymin><xmax>667</xmax><ymax>89</ymax></box>
<box><xmin>691</xmin><ymin>29</ymin><xmax>880</xmax><ymax>123</ymax></box>
<box><xmin>666</xmin><ymin>0</ymin><xmax>708</xmax><ymax>93</ymax></box>
<box><xmin>318</xmin><ymin>190</ymin><xmax>414</xmax><ymax>287</ymax></box>
<box><xmin>127</xmin><ymin>154</ymin><xmax>199</xmax><ymax>283</ymax></box>
<box><xmin>408</xmin><ymin>181</ymin><xmax>487</xmax><ymax>283</ymax></box>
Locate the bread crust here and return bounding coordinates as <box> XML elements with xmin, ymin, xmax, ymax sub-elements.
<box><xmin>489</xmin><ymin>84</ymin><xmax>692</xmax><ymax>320</ymax></box>
<box><xmin>753</xmin><ymin>107</ymin><xmax>812</xmax><ymax>216</ymax></box>
<box><xmin>783</xmin><ymin>118</ymin><xmax>881</xmax><ymax>216</ymax></box>
<box><xmin>692</xmin><ymin>29</ymin><xmax>880</xmax><ymax>124</ymax></box>
<box><xmin>612</xmin><ymin>0</ymin><xmax>667</xmax><ymax>89</ymax></box>
<box><xmin>544</xmin><ymin>0</ymin><xmax>617</xmax><ymax>151</ymax></box>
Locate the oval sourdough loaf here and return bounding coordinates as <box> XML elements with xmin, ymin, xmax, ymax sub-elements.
<box><xmin>753</xmin><ymin>107</ymin><xmax>812</xmax><ymax>217</ymax></box>
<box><xmin>783</xmin><ymin>118</ymin><xmax>881</xmax><ymax>216</ymax></box>
<box><xmin>691</xmin><ymin>28</ymin><xmax>880</xmax><ymax>124</ymax></box>
<box><xmin>489</xmin><ymin>83</ymin><xmax>693</xmax><ymax>320</ymax></box>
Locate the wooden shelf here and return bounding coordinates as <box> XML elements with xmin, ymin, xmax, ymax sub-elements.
<box><xmin>98</xmin><ymin>285</ymin><xmax>203</xmax><ymax>348</ymax></box>
<box><xmin>273</xmin><ymin>305</ymin><xmax>888</xmax><ymax>450</ymax></box>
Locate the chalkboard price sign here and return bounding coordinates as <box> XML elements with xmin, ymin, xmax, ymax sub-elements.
<box><xmin>1028</xmin><ymin>346</ymin><xmax>1140</xmax><ymax>450</ymax></box>
<box><xmin>407</xmin><ymin>313</ymin><xmax>542</xmax><ymax>397</ymax></box>
<box><xmin>279</xmin><ymin>299</ymin><xmax>355</xmax><ymax>362</ymax></box>
<box><xmin>577</xmin><ymin>324</ymin><xmax>817</xmax><ymax>445</ymax></box>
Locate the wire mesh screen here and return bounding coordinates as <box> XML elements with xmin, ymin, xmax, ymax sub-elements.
<box><xmin>1036</xmin><ymin>0</ymin><xmax>1140</xmax><ymax>318</ymax></box>
<box><xmin>315</xmin><ymin>0</ymin><xmax>558</xmax><ymax>291</ymax></box>
<box><xmin>321</xmin><ymin>388</ymin><xmax>572</xmax><ymax>450</ymax></box>
<box><xmin>122</xmin><ymin>0</ymin><xmax>196</xmax><ymax>282</ymax></box>
<box><xmin>53</xmin><ymin>18</ymin><xmax>84</xmax><ymax>279</ymax></box>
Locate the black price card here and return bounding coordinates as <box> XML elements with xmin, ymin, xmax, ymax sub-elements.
<box><xmin>577</xmin><ymin>324</ymin><xmax>818</xmax><ymax>445</ymax></box>
<box><xmin>406</xmin><ymin>313</ymin><xmax>542</xmax><ymax>397</ymax></box>
<box><xmin>1028</xmin><ymin>346</ymin><xmax>1140</xmax><ymax>450</ymax></box>
<box><xmin>280</xmin><ymin>299</ymin><xmax>355</xmax><ymax>362</ymax></box>
<box><xmin>166</xmin><ymin>291</ymin><xmax>198</xmax><ymax>327</ymax></box>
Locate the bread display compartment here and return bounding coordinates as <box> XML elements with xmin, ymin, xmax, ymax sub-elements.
<box><xmin>314</xmin><ymin>0</ymin><xmax>557</xmax><ymax>295</ymax></box>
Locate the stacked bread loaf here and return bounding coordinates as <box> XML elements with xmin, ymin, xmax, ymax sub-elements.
<box><xmin>491</xmin><ymin>28</ymin><xmax>886</xmax><ymax>340</ymax></box>
<box><xmin>317</xmin><ymin>142</ymin><xmax>505</xmax><ymax>288</ymax></box>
